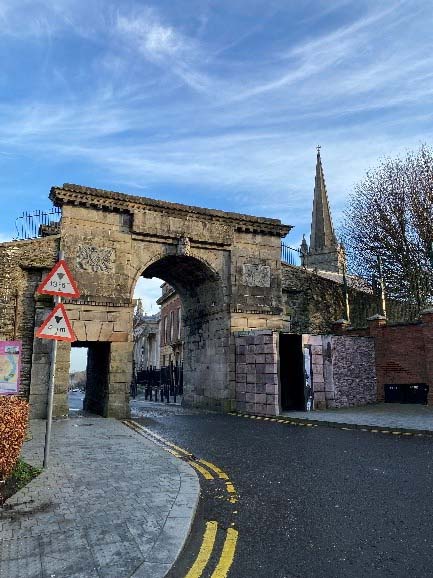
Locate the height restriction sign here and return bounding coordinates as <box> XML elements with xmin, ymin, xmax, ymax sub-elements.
<box><xmin>37</xmin><ymin>260</ymin><xmax>80</xmax><ymax>298</ymax></box>
<box><xmin>36</xmin><ymin>303</ymin><xmax>76</xmax><ymax>342</ymax></box>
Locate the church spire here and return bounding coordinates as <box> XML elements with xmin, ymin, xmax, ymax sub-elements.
<box><xmin>310</xmin><ymin>145</ymin><xmax>337</xmax><ymax>251</ymax></box>
<box><xmin>301</xmin><ymin>147</ymin><xmax>346</xmax><ymax>274</ymax></box>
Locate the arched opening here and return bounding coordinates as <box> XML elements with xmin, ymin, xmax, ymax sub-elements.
<box><xmin>133</xmin><ymin>254</ymin><xmax>229</xmax><ymax>410</ymax></box>
<box><xmin>131</xmin><ymin>277</ymin><xmax>164</xmax><ymax>407</ymax></box>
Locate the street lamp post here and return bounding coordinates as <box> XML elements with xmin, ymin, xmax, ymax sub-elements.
<box><xmin>377</xmin><ymin>254</ymin><xmax>387</xmax><ymax>318</ymax></box>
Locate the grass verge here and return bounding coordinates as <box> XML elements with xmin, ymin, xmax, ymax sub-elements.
<box><xmin>0</xmin><ymin>459</ymin><xmax>42</xmax><ymax>505</ymax></box>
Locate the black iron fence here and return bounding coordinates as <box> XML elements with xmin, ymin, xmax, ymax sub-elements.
<box><xmin>281</xmin><ymin>243</ymin><xmax>302</xmax><ymax>266</ymax></box>
<box><xmin>14</xmin><ymin>207</ymin><xmax>61</xmax><ymax>240</ymax></box>
<box><xmin>134</xmin><ymin>364</ymin><xmax>183</xmax><ymax>403</ymax></box>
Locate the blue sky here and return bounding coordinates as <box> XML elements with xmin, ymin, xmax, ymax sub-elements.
<box><xmin>1</xmin><ymin>0</ymin><xmax>433</xmax><ymax>243</ymax></box>
<box><xmin>2</xmin><ymin>0</ymin><xmax>433</xmax><ymax>366</ymax></box>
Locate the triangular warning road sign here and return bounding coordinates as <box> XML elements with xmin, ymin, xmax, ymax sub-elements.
<box><xmin>37</xmin><ymin>260</ymin><xmax>80</xmax><ymax>298</ymax></box>
<box><xmin>36</xmin><ymin>303</ymin><xmax>77</xmax><ymax>342</ymax></box>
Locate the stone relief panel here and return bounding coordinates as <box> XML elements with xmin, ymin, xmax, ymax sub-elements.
<box><xmin>76</xmin><ymin>245</ymin><xmax>115</xmax><ymax>273</ymax></box>
<box><xmin>242</xmin><ymin>264</ymin><xmax>271</xmax><ymax>287</ymax></box>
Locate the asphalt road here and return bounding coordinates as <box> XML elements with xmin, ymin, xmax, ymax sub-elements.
<box><xmin>133</xmin><ymin>404</ymin><xmax>433</xmax><ymax>578</ymax></box>
<box><xmin>68</xmin><ymin>389</ymin><xmax>84</xmax><ymax>411</ymax></box>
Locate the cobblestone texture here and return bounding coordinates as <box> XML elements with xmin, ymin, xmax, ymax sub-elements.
<box><xmin>0</xmin><ymin>418</ymin><xmax>199</xmax><ymax>578</ymax></box>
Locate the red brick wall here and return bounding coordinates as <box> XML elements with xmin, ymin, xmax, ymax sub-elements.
<box><xmin>371</xmin><ymin>322</ymin><xmax>426</xmax><ymax>401</ymax></box>
<box><xmin>338</xmin><ymin>313</ymin><xmax>433</xmax><ymax>404</ymax></box>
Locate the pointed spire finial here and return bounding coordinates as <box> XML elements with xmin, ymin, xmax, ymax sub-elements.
<box><xmin>310</xmin><ymin>146</ymin><xmax>338</xmax><ymax>253</ymax></box>
<box><xmin>305</xmin><ymin>147</ymin><xmax>347</xmax><ymax>273</ymax></box>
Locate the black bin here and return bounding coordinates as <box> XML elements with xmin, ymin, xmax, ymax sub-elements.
<box><xmin>384</xmin><ymin>383</ymin><xmax>429</xmax><ymax>405</ymax></box>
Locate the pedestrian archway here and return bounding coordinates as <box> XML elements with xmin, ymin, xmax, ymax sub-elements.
<box><xmin>137</xmin><ymin>254</ymin><xmax>227</xmax><ymax>408</ymax></box>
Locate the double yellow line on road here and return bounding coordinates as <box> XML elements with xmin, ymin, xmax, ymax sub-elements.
<box><xmin>185</xmin><ymin>521</ymin><xmax>238</xmax><ymax>578</ymax></box>
<box><xmin>229</xmin><ymin>411</ymin><xmax>430</xmax><ymax>437</ymax></box>
<box><xmin>123</xmin><ymin>420</ymin><xmax>239</xmax><ymax>577</ymax></box>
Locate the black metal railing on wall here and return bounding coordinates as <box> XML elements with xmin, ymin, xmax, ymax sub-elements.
<box><xmin>281</xmin><ymin>243</ymin><xmax>302</xmax><ymax>266</ymax></box>
<box><xmin>134</xmin><ymin>364</ymin><xmax>183</xmax><ymax>403</ymax></box>
<box><xmin>14</xmin><ymin>207</ymin><xmax>61</xmax><ymax>240</ymax></box>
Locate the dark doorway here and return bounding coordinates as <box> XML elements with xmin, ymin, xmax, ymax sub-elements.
<box><xmin>280</xmin><ymin>334</ymin><xmax>305</xmax><ymax>411</ymax></box>
<box><xmin>71</xmin><ymin>342</ymin><xmax>110</xmax><ymax>417</ymax></box>
<box><xmin>85</xmin><ymin>343</ymin><xmax>110</xmax><ymax>416</ymax></box>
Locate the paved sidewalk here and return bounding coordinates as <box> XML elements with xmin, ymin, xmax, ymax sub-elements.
<box><xmin>283</xmin><ymin>403</ymin><xmax>433</xmax><ymax>432</ymax></box>
<box><xmin>0</xmin><ymin>418</ymin><xmax>200</xmax><ymax>578</ymax></box>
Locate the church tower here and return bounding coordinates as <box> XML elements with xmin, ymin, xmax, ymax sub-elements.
<box><xmin>301</xmin><ymin>147</ymin><xmax>346</xmax><ymax>273</ymax></box>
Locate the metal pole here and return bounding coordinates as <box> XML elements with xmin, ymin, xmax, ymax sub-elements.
<box><xmin>43</xmin><ymin>315</ymin><xmax>58</xmax><ymax>468</ymax></box>
<box><xmin>342</xmin><ymin>262</ymin><xmax>351</xmax><ymax>323</ymax></box>
<box><xmin>377</xmin><ymin>255</ymin><xmax>387</xmax><ymax>318</ymax></box>
<box><xmin>43</xmin><ymin>250</ymin><xmax>63</xmax><ymax>468</ymax></box>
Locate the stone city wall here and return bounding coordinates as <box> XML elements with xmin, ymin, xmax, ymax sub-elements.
<box><xmin>235</xmin><ymin>330</ymin><xmax>377</xmax><ymax>416</ymax></box>
<box><xmin>0</xmin><ymin>236</ymin><xmax>58</xmax><ymax>401</ymax></box>
<box><xmin>302</xmin><ymin>334</ymin><xmax>376</xmax><ymax>410</ymax></box>
<box><xmin>50</xmin><ymin>184</ymin><xmax>290</xmax><ymax>416</ymax></box>
<box><xmin>1</xmin><ymin>183</ymin><xmax>291</xmax><ymax>419</ymax></box>
<box><xmin>337</xmin><ymin>313</ymin><xmax>433</xmax><ymax>405</ymax></box>
<box><xmin>282</xmin><ymin>264</ymin><xmax>377</xmax><ymax>334</ymax></box>
<box><xmin>234</xmin><ymin>330</ymin><xmax>279</xmax><ymax>416</ymax></box>
<box><xmin>322</xmin><ymin>335</ymin><xmax>377</xmax><ymax>408</ymax></box>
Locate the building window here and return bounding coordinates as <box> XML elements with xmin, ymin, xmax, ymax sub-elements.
<box><xmin>170</xmin><ymin>310</ymin><xmax>174</xmax><ymax>342</ymax></box>
<box><xmin>177</xmin><ymin>307</ymin><xmax>181</xmax><ymax>340</ymax></box>
<box><xmin>163</xmin><ymin>316</ymin><xmax>168</xmax><ymax>344</ymax></box>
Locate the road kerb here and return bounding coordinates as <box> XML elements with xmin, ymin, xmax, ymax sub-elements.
<box><xmin>123</xmin><ymin>419</ymin><xmax>240</xmax><ymax>577</ymax></box>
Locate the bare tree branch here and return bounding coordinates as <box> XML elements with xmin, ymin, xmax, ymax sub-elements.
<box><xmin>341</xmin><ymin>145</ymin><xmax>433</xmax><ymax>314</ymax></box>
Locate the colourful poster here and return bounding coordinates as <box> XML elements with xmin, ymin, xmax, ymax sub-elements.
<box><xmin>0</xmin><ymin>341</ymin><xmax>21</xmax><ymax>395</ymax></box>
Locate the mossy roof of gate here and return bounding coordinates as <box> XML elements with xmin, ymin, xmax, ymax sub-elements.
<box><xmin>50</xmin><ymin>183</ymin><xmax>291</xmax><ymax>237</ymax></box>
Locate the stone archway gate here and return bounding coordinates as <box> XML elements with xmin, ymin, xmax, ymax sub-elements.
<box><xmin>0</xmin><ymin>184</ymin><xmax>290</xmax><ymax>418</ymax></box>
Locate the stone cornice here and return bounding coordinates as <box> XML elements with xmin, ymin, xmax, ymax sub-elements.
<box><xmin>156</xmin><ymin>286</ymin><xmax>177</xmax><ymax>306</ymax></box>
<box><xmin>50</xmin><ymin>183</ymin><xmax>291</xmax><ymax>237</ymax></box>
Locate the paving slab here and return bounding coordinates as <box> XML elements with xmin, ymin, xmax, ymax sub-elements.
<box><xmin>282</xmin><ymin>402</ymin><xmax>433</xmax><ymax>432</ymax></box>
<box><xmin>0</xmin><ymin>418</ymin><xmax>200</xmax><ymax>578</ymax></box>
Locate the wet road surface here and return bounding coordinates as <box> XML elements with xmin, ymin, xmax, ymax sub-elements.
<box><xmin>133</xmin><ymin>403</ymin><xmax>433</xmax><ymax>578</ymax></box>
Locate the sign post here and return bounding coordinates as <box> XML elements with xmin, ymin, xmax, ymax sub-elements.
<box><xmin>35</xmin><ymin>253</ymin><xmax>80</xmax><ymax>468</ymax></box>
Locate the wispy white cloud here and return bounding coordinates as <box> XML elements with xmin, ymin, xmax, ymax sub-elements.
<box><xmin>117</xmin><ymin>8</ymin><xmax>192</xmax><ymax>59</ymax></box>
<box><xmin>114</xmin><ymin>7</ymin><xmax>213</xmax><ymax>94</ymax></box>
<box><xmin>0</xmin><ymin>0</ymin><xmax>433</xmax><ymax>243</ymax></box>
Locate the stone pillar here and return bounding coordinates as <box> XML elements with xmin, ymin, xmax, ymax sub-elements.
<box><xmin>53</xmin><ymin>341</ymin><xmax>71</xmax><ymax>417</ymax></box>
<box><xmin>303</xmin><ymin>335</ymin><xmax>326</xmax><ymax>409</ymax></box>
<box><xmin>421</xmin><ymin>309</ymin><xmax>433</xmax><ymax>406</ymax></box>
<box><xmin>234</xmin><ymin>329</ymin><xmax>279</xmax><ymax>416</ymax></box>
<box><xmin>367</xmin><ymin>314</ymin><xmax>386</xmax><ymax>401</ymax></box>
<box><xmin>322</xmin><ymin>336</ymin><xmax>335</xmax><ymax>408</ymax></box>
<box><xmin>28</xmin><ymin>299</ymin><xmax>53</xmax><ymax>419</ymax></box>
<box><xmin>107</xmin><ymin>341</ymin><xmax>132</xmax><ymax>418</ymax></box>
